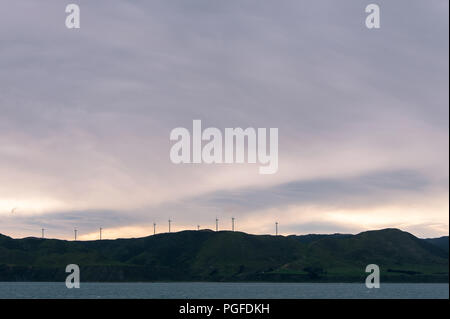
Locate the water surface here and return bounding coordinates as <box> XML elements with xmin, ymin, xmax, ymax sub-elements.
<box><xmin>0</xmin><ymin>282</ymin><xmax>448</xmax><ymax>299</ymax></box>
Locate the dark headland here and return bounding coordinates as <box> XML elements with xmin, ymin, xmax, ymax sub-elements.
<box><xmin>0</xmin><ymin>228</ymin><xmax>448</xmax><ymax>282</ymax></box>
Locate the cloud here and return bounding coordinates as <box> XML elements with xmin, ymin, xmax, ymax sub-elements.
<box><xmin>3</xmin><ymin>168</ymin><xmax>447</xmax><ymax>239</ymax></box>
<box><xmin>0</xmin><ymin>0</ymin><xmax>448</xmax><ymax>238</ymax></box>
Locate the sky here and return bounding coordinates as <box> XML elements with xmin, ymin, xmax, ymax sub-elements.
<box><xmin>0</xmin><ymin>0</ymin><xmax>448</xmax><ymax>240</ymax></box>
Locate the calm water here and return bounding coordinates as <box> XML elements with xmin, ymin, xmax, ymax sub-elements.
<box><xmin>0</xmin><ymin>282</ymin><xmax>448</xmax><ymax>299</ymax></box>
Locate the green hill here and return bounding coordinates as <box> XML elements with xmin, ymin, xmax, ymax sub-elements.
<box><xmin>424</xmin><ymin>236</ymin><xmax>449</xmax><ymax>253</ymax></box>
<box><xmin>0</xmin><ymin>229</ymin><xmax>447</xmax><ymax>282</ymax></box>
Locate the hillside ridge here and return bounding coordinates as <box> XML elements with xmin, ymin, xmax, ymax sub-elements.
<box><xmin>0</xmin><ymin>228</ymin><xmax>448</xmax><ymax>282</ymax></box>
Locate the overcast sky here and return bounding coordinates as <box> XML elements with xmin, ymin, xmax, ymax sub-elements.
<box><xmin>0</xmin><ymin>0</ymin><xmax>448</xmax><ymax>239</ymax></box>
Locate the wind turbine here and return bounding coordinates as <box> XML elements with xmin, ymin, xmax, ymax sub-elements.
<box><xmin>197</xmin><ymin>225</ymin><xmax>200</xmax><ymax>231</ymax></box>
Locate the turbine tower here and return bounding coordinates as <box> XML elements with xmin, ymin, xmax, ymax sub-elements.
<box><xmin>275</xmin><ymin>222</ymin><xmax>278</xmax><ymax>236</ymax></box>
<box><xmin>215</xmin><ymin>218</ymin><xmax>219</xmax><ymax>232</ymax></box>
<box><xmin>74</xmin><ymin>228</ymin><xmax>77</xmax><ymax>241</ymax></box>
<box><xmin>41</xmin><ymin>228</ymin><xmax>45</xmax><ymax>239</ymax></box>
<box><xmin>99</xmin><ymin>227</ymin><xmax>102</xmax><ymax>240</ymax></box>
<box><xmin>168</xmin><ymin>219</ymin><xmax>172</xmax><ymax>233</ymax></box>
<box><xmin>197</xmin><ymin>225</ymin><xmax>200</xmax><ymax>231</ymax></box>
<box><xmin>153</xmin><ymin>222</ymin><xmax>156</xmax><ymax>235</ymax></box>
<box><xmin>232</xmin><ymin>217</ymin><xmax>235</xmax><ymax>232</ymax></box>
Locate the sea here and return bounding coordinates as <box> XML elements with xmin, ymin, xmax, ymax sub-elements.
<box><xmin>0</xmin><ymin>282</ymin><xmax>448</xmax><ymax>299</ymax></box>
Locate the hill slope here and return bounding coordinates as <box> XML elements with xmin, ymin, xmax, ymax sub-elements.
<box><xmin>0</xmin><ymin>229</ymin><xmax>448</xmax><ymax>282</ymax></box>
<box><xmin>424</xmin><ymin>236</ymin><xmax>449</xmax><ymax>253</ymax></box>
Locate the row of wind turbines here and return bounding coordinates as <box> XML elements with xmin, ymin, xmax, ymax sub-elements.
<box><xmin>39</xmin><ymin>218</ymin><xmax>281</xmax><ymax>240</ymax></box>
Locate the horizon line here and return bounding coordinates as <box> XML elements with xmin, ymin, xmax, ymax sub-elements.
<box><xmin>1</xmin><ymin>227</ymin><xmax>448</xmax><ymax>242</ymax></box>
